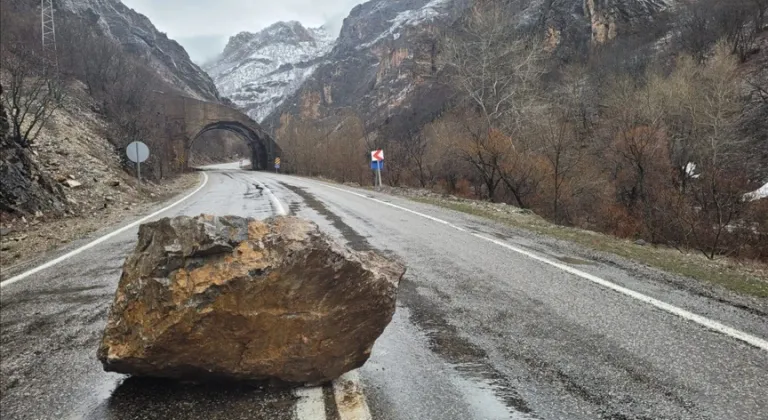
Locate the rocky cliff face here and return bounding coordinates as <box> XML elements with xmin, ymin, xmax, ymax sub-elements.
<box><xmin>204</xmin><ymin>22</ymin><xmax>335</xmax><ymax>122</ymax></box>
<box><xmin>57</xmin><ymin>0</ymin><xmax>219</xmax><ymax>101</ymax></box>
<box><xmin>583</xmin><ymin>0</ymin><xmax>675</xmax><ymax>44</ymax></box>
<box><xmin>263</xmin><ymin>0</ymin><xmax>469</xmax><ymax>131</ymax></box>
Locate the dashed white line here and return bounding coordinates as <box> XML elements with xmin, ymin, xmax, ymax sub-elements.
<box><xmin>315</xmin><ymin>182</ymin><xmax>768</xmax><ymax>352</ymax></box>
<box><xmin>333</xmin><ymin>371</ymin><xmax>373</xmax><ymax>420</ymax></box>
<box><xmin>0</xmin><ymin>172</ymin><xmax>210</xmax><ymax>289</ymax></box>
<box><xmin>294</xmin><ymin>386</ymin><xmax>327</xmax><ymax>420</ymax></box>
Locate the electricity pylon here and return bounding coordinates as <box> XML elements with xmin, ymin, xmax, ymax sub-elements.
<box><xmin>41</xmin><ymin>0</ymin><xmax>58</xmax><ymax>73</ymax></box>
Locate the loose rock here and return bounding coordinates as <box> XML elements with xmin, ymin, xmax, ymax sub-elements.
<box><xmin>98</xmin><ymin>215</ymin><xmax>405</xmax><ymax>384</ymax></box>
<box><xmin>63</xmin><ymin>179</ymin><xmax>82</xmax><ymax>188</ymax></box>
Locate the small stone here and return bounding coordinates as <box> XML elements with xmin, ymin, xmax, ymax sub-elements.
<box><xmin>635</xmin><ymin>239</ymin><xmax>648</xmax><ymax>246</ymax></box>
<box><xmin>108</xmin><ymin>180</ymin><xmax>120</xmax><ymax>187</ymax></box>
<box><xmin>105</xmin><ymin>196</ymin><xmax>115</xmax><ymax>202</ymax></box>
<box><xmin>68</xmin><ymin>174</ymin><xmax>76</xmax><ymax>180</ymax></box>
<box><xmin>63</xmin><ymin>180</ymin><xmax>82</xmax><ymax>189</ymax></box>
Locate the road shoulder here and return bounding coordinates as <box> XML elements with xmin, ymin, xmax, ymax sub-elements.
<box><xmin>0</xmin><ymin>172</ymin><xmax>204</xmax><ymax>282</ymax></box>
<box><xmin>394</xmin><ymin>192</ymin><xmax>768</xmax><ymax>302</ymax></box>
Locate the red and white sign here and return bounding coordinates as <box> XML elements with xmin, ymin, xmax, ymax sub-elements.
<box><xmin>371</xmin><ymin>149</ymin><xmax>384</xmax><ymax>162</ymax></box>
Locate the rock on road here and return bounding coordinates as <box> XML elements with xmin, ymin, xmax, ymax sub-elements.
<box><xmin>1</xmin><ymin>163</ymin><xmax>767</xmax><ymax>420</ymax></box>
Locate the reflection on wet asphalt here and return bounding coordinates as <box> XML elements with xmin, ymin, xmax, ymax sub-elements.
<box><xmin>84</xmin><ymin>378</ymin><xmax>297</xmax><ymax>420</ymax></box>
<box><xmin>2</xmin><ymin>165</ymin><xmax>768</xmax><ymax>420</ymax></box>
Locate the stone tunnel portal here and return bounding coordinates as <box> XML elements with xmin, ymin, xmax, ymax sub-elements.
<box><xmin>191</xmin><ymin>121</ymin><xmax>275</xmax><ymax>171</ymax></box>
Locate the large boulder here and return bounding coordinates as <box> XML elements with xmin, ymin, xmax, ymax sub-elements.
<box><xmin>98</xmin><ymin>215</ymin><xmax>404</xmax><ymax>384</ymax></box>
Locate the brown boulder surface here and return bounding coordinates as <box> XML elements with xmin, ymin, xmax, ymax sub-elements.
<box><xmin>98</xmin><ymin>215</ymin><xmax>404</xmax><ymax>384</ymax></box>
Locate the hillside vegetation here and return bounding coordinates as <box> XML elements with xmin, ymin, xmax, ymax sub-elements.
<box><xmin>276</xmin><ymin>0</ymin><xmax>768</xmax><ymax>263</ymax></box>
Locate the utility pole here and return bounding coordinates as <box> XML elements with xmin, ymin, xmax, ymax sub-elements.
<box><xmin>41</xmin><ymin>0</ymin><xmax>58</xmax><ymax>73</ymax></box>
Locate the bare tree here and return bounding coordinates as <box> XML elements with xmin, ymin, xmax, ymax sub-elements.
<box><xmin>442</xmin><ymin>2</ymin><xmax>545</xmax><ymax>200</ymax></box>
<box><xmin>530</xmin><ymin>109</ymin><xmax>582</xmax><ymax>221</ymax></box>
<box><xmin>1</xmin><ymin>46</ymin><xmax>63</xmax><ymax>147</ymax></box>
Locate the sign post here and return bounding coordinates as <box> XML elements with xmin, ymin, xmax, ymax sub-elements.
<box><xmin>371</xmin><ymin>149</ymin><xmax>384</xmax><ymax>188</ymax></box>
<box><xmin>126</xmin><ymin>141</ymin><xmax>150</xmax><ymax>185</ymax></box>
<box><xmin>274</xmin><ymin>157</ymin><xmax>281</xmax><ymax>173</ymax></box>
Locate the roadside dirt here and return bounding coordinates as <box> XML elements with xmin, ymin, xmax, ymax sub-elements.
<box><xmin>0</xmin><ymin>173</ymin><xmax>199</xmax><ymax>272</ymax></box>
<box><xmin>0</xmin><ymin>80</ymin><xmax>202</xmax><ymax>272</ymax></box>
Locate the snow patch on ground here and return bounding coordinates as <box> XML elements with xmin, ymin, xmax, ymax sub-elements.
<box><xmin>746</xmin><ymin>182</ymin><xmax>768</xmax><ymax>201</ymax></box>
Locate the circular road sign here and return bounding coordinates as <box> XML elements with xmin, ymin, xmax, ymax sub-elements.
<box><xmin>126</xmin><ymin>141</ymin><xmax>150</xmax><ymax>163</ymax></box>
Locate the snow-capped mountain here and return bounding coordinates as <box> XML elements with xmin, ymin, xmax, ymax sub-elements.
<box><xmin>204</xmin><ymin>22</ymin><xmax>336</xmax><ymax>122</ymax></box>
<box><xmin>261</xmin><ymin>0</ymin><xmax>468</xmax><ymax>130</ymax></box>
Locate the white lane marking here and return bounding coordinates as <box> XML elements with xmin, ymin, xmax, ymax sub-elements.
<box><xmin>255</xmin><ymin>180</ymin><xmax>287</xmax><ymax>216</ymax></box>
<box><xmin>316</xmin><ymin>182</ymin><xmax>768</xmax><ymax>352</ymax></box>
<box><xmin>333</xmin><ymin>370</ymin><xmax>373</xmax><ymax>420</ymax></box>
<box><xmin>0</xmin><ymin>173</ymin><xmax>210</xmax><ymax>289</ymax></box>
<box><xmin>294</xmin><ymin>386</ymin><xmax>327</xmax><ymax>420</ymax></box>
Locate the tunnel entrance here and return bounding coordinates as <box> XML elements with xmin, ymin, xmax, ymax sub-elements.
<box><xmin>190</xmin><ymin>121</ymin><xmax>277</xmax><ymax>171</ymax></box>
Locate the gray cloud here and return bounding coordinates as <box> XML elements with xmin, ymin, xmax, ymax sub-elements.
<box><xmin>122</xmin><ymin>0</ymin><xmax>362</xmax><ymax>63</ymax></box>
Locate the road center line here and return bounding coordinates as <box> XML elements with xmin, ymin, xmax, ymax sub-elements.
<box><xmin>254</xmin><ymin>180</ymin><xmax>287</xmax><ymax>216</ymax></box>
<box><xmin>294</xmin><ymin>386</ymin><xmax>327</xmax><ymax>420</ymax></box>
<box><xmin>317</xmin><ymin>182</ymin><xmax>768</xmax><ymax>352</ymax></box>
<box><xmin>333</xmin><ymin>370</ymin><xmax>373</xmax><ymax>420</ymax></box>
<box><xmin>0</xmin><ymin>172</ymin><xmax>210</xmax><ymax>289</ymax></box>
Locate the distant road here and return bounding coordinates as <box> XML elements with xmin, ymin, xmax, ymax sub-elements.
<box><xmin>2</xmin><ymin>163</ymin><xmax>766</xmax><ymax>419</ymax></box>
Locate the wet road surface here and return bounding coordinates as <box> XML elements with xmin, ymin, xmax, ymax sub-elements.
<box><xmin>2</xmin><ymin>164</ymin><xmax>767</xmax><ymax>419</ymax></box>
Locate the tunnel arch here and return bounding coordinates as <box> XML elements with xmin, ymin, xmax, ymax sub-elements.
<box><xmin>190</xmin><ymin>121</ymin><xmax>275</xmax><ymax>170</ymax></box>
<box><xmin>154</xmin><ymin>92</ymin><xmax>281</xmax><ymax>172</ymax></box>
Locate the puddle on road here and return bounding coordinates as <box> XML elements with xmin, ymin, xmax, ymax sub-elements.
<box><xmin>398</xmin><ymin>279</ymin><xmax>537</xmax><ymax>417</ymax></box>
<box><xmin>280</xmin><ymin>183</ymin><xmax>372</xmax><ymax>252</ymax></box>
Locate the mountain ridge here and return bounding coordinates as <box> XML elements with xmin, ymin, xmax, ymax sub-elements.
<box><xmin>204</xmin><ymin>21</ymin><xmax>336</xmax><ymax>122</ymax></box>
<box><xmin>57</xmin><ymin>0</ymin><xmax>220</xmax><ymax>101</ymax></box>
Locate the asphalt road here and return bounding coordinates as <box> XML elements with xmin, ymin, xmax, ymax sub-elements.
<box><xmin>1</xmin><ymin>164</ymin><xmax>767</xmax><ymax>420</ymax></box>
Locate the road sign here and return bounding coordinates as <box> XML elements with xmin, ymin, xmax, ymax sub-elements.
<box><xmin>371</xmin><ymin>150</ymin><xmax>384</xmax><ymax>188</ymax></box>
<box><xmin>275</xmin><ymin>157</ymin><xmax>281</xmax><ymax>172</ymax></box>
<box><xmin>126</xmin><ymin>141</ymin><xmax>150</xmax><ymax>184</ymax></box>
<box><xmin>126</xmin><ymin>141</ymin><xmax>149</xmax><ymax>163</ymax></box>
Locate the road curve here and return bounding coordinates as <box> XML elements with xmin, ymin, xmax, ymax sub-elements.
<box><xmin>1</xmin><ymin>164</ymin><xmax>767</xmax><ymax>420</ymax></box>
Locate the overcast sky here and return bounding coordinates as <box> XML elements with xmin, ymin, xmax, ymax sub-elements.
<box><xmin>121</xmin><ymin>0</ymin><xmax>362</xmax><ymax>64</ymax></box>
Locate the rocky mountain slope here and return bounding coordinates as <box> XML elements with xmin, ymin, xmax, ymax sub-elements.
<box><xmin>57</xmin><ymin>0</ymin><xmax>219</xmax><ymax>101</ymax></box>
<box><xmin>204</xmin><ymin>22</ymin><xmax>335</xmax><ymax>122</ymax></box>
<box><xmin>582</xmin><ymin>0</ymin><xmax>675</xmax><ymax>44</ymax></box>
<box><xmin>262</xmin><ymin>0</ymin><xmax>469</xmax><ymax>132</ymax></box>
<box><xmin>256</xmin><ymin>0</ymin><xmax>682</xmax><ymax>133</ymax></box>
